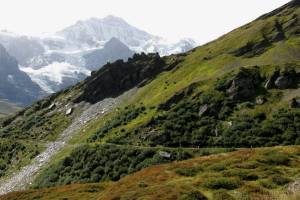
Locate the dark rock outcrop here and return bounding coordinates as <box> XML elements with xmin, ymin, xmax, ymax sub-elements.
<box><xmin>290</xmin><ymin>98</ymin><xmax>300</xmax><ymax>108</ymax></box>
<box><xmin>227</xmin><ymin>68</ymin><xmax>261</xmax><ymax>101</ymax></box>
<box><xmin>274</xmin><ymin>68</ymin><xmax>297</xmax><ymax>89</ymax></box>
<box><xmin>265</xmin><ymin>70</ymin><xmax>280</xmax><ymax>89</ymax></box>
<box><xmin>76</xmin><ymin>53</ymin><xmax>178</xmax><ymax>103</ymax></box>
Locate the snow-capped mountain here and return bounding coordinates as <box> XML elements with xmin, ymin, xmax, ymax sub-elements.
<box><xmin>0</xmin><ymin>16</ymin><xmax>197</xmax><ymax>96</ymax></box>
<box><xmin>57</xmin><ymin>15</ymin><xmax>196</xmax><ymax>55</ymax></box>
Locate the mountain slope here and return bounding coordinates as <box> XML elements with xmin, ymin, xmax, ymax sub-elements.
<box><xmin>0</xmin><ymin>0</ymin><xmax>300</xmax><ymax>198</ymax></box>
<box><xmin>0</xmin><ymin>44</ymin><xmax>44</xmax><ymax>105</ymax></box>
<box><xmin>2</xmin><ymin>146</ymin><xmax>300</xmax><ymax>200</ymax></box>
<box><xmin>84</xmin><ymin>37</ymin><xmax>134</xmax><ymax>71</ymax></box>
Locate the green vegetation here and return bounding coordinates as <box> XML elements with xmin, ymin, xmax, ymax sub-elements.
<box><xmin>93</xmin><ymin>66</ymin><xmax>300</xmax><ymax>149</ymax></box>
<box><xmin>4</xmin><ymin>146</ymin><xmax>300</xmax><ymax>200</ymax></box>
<box><xmin>1</xmin><ymin>1</ymin><xmax>300</xmax><ymax>199</ymax></box>
<box><xmin>89</xmin><ymin>106</ymin><xmax>146</xmax><ymax>142</ymax></box>
<box><xmin>32</xmin><ymin>144</ymin><xmax>193</xmax><ymax>188</ymax></box>
<box><xmin>0</xmin><ymin>139</ymin><xmax>42</xmax><ymax>177</ymax></box>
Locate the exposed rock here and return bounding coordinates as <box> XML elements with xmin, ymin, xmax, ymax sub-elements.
<box><xmin>265</xmin><ymin>70</ymin><xmax>280</xmax><ymax>89</ymax></box>
<box><xmin>66</xmin><ymin>108</ymin><xmax>73</xmax><ymax>115</ymax></box>
<box><xmin>275</xmin><ymin>76</ymin><xmax>294</xmax><ymax>89</ymax></box>
<box><xmin>227</xmin><ymin>68</ymin><xmax>261</xmax><ymax>101</ymax></box>
<box><xmin>274</xmin><ymin>67</ymin><xmax>297</xmax><ymax>89</ymax></box>
<box><xmin>158</xmin><ymin>151</ymin><xmax>171</xmax><ymax>158</ymax></box>
<box><xmin>290</xmin><ymin>98</ymin><xmax>300</xmax><ymax>108</ymax></box>
<box><xmin>0</xmin><ymin>96</ymin><xmax>122</xmax><ymax>195</ymax></box>
<box><xmin>48</xmin><ymin>103</ymin><xmax>56</xmax><ymax>110</ymax></box>
<box><xmin>198</xmin><ymin>104</ymin><xmax>209</xmax><ymax>117</ymax></box>
<box><xmin>256</xmin><ymin>97</ymin><xmax>266</xmax><ymax>105</ymax></box>
<box><xmin>264</xmin><ymin>79</ymin><xmax>272</xmax><ymax>89</ymax></box>
<box><xmin>76</xmin><ymin>53</ymin><xmax>171</xmax><ymax>104</ymax></box>
<box><xmin>214</xmin><ymin>128</ymin><xmax>219</xmax><ymax>137</ymax></box>
<box><xmin>287</xmin><ymin>179</ymin><xmax>300</xmax><ymax>195</ymax></box>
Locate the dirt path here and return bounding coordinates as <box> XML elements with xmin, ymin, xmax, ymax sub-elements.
<box><xmin>0</xmin><ymin>97</ymin><xmax>120</xmax><ymax>195</ymax></box>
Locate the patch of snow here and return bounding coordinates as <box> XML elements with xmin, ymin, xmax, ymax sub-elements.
<box><xmin>20</xmin><ymin>62</ymin><xmax>90</xmax><ymax>93</ymax></box>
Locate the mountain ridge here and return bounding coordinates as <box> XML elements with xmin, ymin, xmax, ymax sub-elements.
<box><xmin>0</xmin><ymin>15</ymin><xmax>196</xmax><ymax>97</ymax></box>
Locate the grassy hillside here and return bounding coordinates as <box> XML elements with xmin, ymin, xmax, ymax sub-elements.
<box><xmin>2</xmin><ymin>146</ymin><xmax>300</xmax><ymax>200</ymax></box>
<box><xmin>0</xmin><ymin>0</ymin><xmax>300</xmax><ymax>199</ymax></box>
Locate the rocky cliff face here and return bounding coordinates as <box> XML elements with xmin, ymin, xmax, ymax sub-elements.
<box><xmin>0</xmin><ymin>44</ymin><xmax>44</xmax><ymax>105</ymax></box>
<box><xmin>76</xmin><ymin>53</ymin><xmax>179</xmax><ymax>103</ymax></box>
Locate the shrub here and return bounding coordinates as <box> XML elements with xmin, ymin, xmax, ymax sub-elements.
<box><xmin>259</xmin><ymin>179</ymin><xmax>276</xmax><ymax>189</ymax></box>
<box><xmin>175</xmin><ymin>167</ymin><xmax>201</xmax><ymax>177</ymax></box>
<box><xmin>213</xmin><ymin>190</ymin><xmax>235</xmax><ymax>200</ymax></box>
<box><xmin>33</xmin><ymin>144</ymin><xmax>192</xmax><ymax>188</ymax></box>
<box><xmin>203</xmin><ymin>177</ymin><xmax>242</xmax><ymax>190</ymax></box>
<box><xmin>271</xmin><ymin>175</ymin><xmax>291</xmax><ymax>186</ymax></box>
<box><xmin>257</xmin><ymin>151</ymin><xmax>290</xmax><ymax>166</ymax></box>
<box><xmin>180</xmin><ymin>191</ymin><xmax>207</xmax><ymax>200</ymax></box>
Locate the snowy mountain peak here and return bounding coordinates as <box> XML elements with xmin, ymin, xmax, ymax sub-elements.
<box><xmin>0</xmin><ymin>15</ymin><xmax>197</xmax><ymax>97</ymax></box>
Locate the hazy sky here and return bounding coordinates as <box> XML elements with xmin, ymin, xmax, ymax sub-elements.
<box><xmin>0</xmin><ymin>0</ymin><xmax>291</xmax><ymax>44</ymax></box>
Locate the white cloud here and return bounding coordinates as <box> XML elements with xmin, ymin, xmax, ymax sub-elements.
<box><xmin>0</xmin><ymin>0</ymin><xmax>291</xmax><ymax>44</ymax></box>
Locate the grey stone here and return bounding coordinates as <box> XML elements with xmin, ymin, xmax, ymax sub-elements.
<box><xmin>275</xmin><ymin>76</ymin><xmax>293</xmax><ymax>89</ymax></box>
<box><xmin>198</xmin><ymin>104</ymin><xmax>209</xmax><ymax>116</ymax></box>
<box><xmin>159</xmin><ymin>151</ymin><xmax>171</xmax><ymax>158</ymax></box>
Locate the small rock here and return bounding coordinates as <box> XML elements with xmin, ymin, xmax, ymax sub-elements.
<box><xmin>264</xmin><ymin>79</ymin><xmax>272</xmax><ymax>89</ymax></box>
<box><xmin>48</xmin><ymin>103</ymin><xmax>55</xmax><ymax>109</ymax></box>
<box><xmin>214</xmin><ymin>128</ymin><xmax>219</xmax><ymax>137</ymax></box>
<box><xmin>66</xmin><ymin>108</ymin><xmax>73</xmax><ymax>115</ymax></box>
<box><xmin>198</xmin><ymin>104</ymin><xmax>209</xmax><ymax>116</ymax></box>
<box><xmin>256</xmin><ymin>97</ymin><xmax>266</xmax><ymax>105</ymax></box>
<box><xmin>158</xmin><ymin>151</ymin><xmax>171</xmax><ymax>158</ymax></box>
<box><xmin>275</xmin><ymin>76</ymin><xmax>293</xmax><ymax>89</ymax></box>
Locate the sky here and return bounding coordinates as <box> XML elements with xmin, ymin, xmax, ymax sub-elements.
<box><xmin>0</xmin><ymin>0</ymin><xmax>291</xmax><ymax>44</ymax></box>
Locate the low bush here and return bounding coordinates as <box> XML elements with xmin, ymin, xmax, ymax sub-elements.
<box><xmin>33</xmin><ymin>144</ymin><xmax>192</xmax><ymax>188</ymax></box>
<box><xmin>175</xmin><ymin>167</ymin><xmax>202</xmax><ymax>177</ymax></box>
<box><xmin>257</xmin><ymin>151</ymin><xmax>290</xmax><ymax>166</ymax></box>
<box><xmin>203</xmin><ymin>177</ymin><xmax>242</xmax><ymax>190</ymax></box>
<box><xmin>180</xmin><ymin>191</ymin><xmax>207</xmax><ymax>200</ymax></box>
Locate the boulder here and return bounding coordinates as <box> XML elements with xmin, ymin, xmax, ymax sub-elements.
<box><xmin>227</xmin><ymin>68</ymin><xmax>261</xmax><ymax>101</ymax></box>
<box><xmin>48</xmin><ymin>103</ymin><xmax>55</xmax><ymax>109</ymax></box>
<box><xmin>158</xmin><ymin>151</ymin><xmax>171</xmax><ymax>158</ymax></box>
<box><xmin>264</xmin><ymin>70</ymin><xmax>280</xmax><ymax>89</ymax></box>
<box><xmin>290</xmin><ymin>98</ymin><xmax>300</xmax><ymax>108</ymax></box>
<box><xmin>275</xmin><ymin>76</ymin><xmax>294</xmax><ymax>89</ymax></box>
<box><xmin>66</xmin><ymin>108</ymin><xmax>73</xmax><ymax>115</ymax></box>
<box><xmin>274</xmin><ymin>67</ymin><xmax>297</xmax><ymax>89</ymax></box>
<box><xmin>198</xmin><ymin>104</ymin><xmax>209</xmax><ymax>117</ymax></box>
